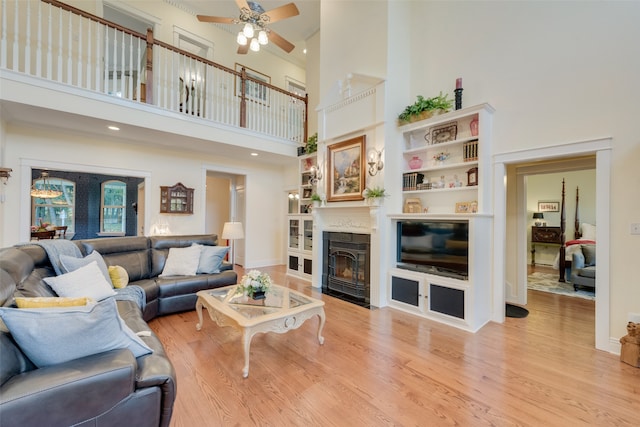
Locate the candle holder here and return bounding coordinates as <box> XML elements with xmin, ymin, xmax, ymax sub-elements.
<box><xmin>454</xmin><ymin>88</ymin><xmax>463</xmax><ymax>110</ymax></box>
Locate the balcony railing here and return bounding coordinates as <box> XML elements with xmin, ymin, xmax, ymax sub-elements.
<box><xmin>0</xmin><ymin>0</ymin><xmax>308</xmax><ymax>144</ymax></box>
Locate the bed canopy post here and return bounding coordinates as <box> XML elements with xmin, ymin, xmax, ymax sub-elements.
<box><xmin>559</xmin><ymin>179</ymin><xmax>566</xmax><ymax>282</ymax></box>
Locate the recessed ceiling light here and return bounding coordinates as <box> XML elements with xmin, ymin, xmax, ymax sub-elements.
<box><xmin>251</xmin><ymin>152</ymin><xmax>259</xmax><ymax>156</ymax></box>
<box><xmin>303</xmin><ymin>48</ymin><xmax>307</xmax><ymax>55</ymax></box>
<box><xmin>108</xmin><ymin>125</ymin><xmax>120</xmax><ymax>131</ymax></box>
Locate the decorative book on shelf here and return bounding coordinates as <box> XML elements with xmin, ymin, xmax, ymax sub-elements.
<box><xmin>463</xmin><ymin>139</ymin><xmax>478</xmax><ymax>162</ymax></box>
<box><xmin>403</xmin><ymin>172</ymin><xmax>424</xmax><ymax>191</ymax></box>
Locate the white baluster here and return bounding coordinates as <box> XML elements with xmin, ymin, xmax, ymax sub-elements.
<box><xmin>25</xmin><ymin>0</ymin><xmax>30</xmax><ymax>74</ymax></box>
<box><xmin>12</xmin><ymin>0</ymin><xmax>18</xmax><ymax>69</ymax></box>
<box><xmin>46</xmin><ymin>2</ymin><xmax>52</xmax><ymax>79</ymax></box>
<box><xmin>57</xmin><ymin>8</ymin><xmax>62</xmax><ymax>81</ymax></box>
<box><xmin>67</xmin><ymin>10</ymin><xmax>72</xmax><ymax>84</ymax></box>
<box><xmin>95</xmin><ymin>22</ymin><xmax>101</xmax><ymax>92</ymax></box>
<box><xmin>128</xmin><ymin>32</ymin><xmax>133</xmax><ymax>100</ymax></box>
<box><xmin>77</xmin><ymin>17</ymin><xmax>82</xmax><ymax>87</ymax></box>
<box><xmin>36</xmin><ymin>0</ymin><xmax>42</xmax><ymax>77</ymax></box>
<box><xmin>103</xmin><ymin>25</ymin><xmax>109</xmax><ymax>94</ymax></box>
<box><xmin>136</xmin><ymin>36</ymin><xmax>142</xmax><ymax>102</ymax></box>
<box><xmin>86</xmin><ymin>20</ymin><xmax>92</xmax><ymax>90</ymax></box>
<box><xmin>1</xmin><ymin>0</ymin><xmax>8</xmax><ymax>69</ymax></box>
<box><xmin>120</xmin><ymin>29</ymin><xmax>125</xmax><ymax>98</ymax></box>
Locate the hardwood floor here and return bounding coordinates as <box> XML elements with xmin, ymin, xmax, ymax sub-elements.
<box><xmin>149</xmin><ymin>265</ymin><xmax>639</xmax><ymax>426</ymax></box>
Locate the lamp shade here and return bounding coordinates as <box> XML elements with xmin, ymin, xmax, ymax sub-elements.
<box><xmin>532</xmin><ymin>212</ymin><xmax>544</xmax><ymax>219</ymax></box>
<box><xmin>222</xmin><ymin>222</ymin><xmax>244</xmax><ymax>240</ymax></box>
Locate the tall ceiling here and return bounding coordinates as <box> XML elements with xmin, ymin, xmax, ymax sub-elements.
<box><xmin>175</xmin><ymin>0</ymin><xmax>320</xmax><ymax>66</ymax></box>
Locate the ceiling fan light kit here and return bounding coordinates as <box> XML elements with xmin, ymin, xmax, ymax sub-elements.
<box><xmin>197</xmin><ymin>0</ymin><xmax>299</xmax><ymax>54</ymax></box>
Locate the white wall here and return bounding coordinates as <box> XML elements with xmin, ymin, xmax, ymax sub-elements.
<box><xmin>408</xmin><ymin>1</ymin><xmax>640</xmax><ymax>340</ymax></box>
<box><xmin>1</xmin><ymin>123</ymin><xmax>286</xmax><ymax>268</ymax></box>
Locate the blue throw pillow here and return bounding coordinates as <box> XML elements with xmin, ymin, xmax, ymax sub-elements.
<box><xmin>0</xmin><ymin>298</ymin><xmax>152</xmax><ymax>367</ymax></box>
<box><xmin>60</xmin><ymin>250</ymin><xmax>113</xmax><ymax>286</ymax></box>
<box><xmin>194</xmin><ymin>244</ymin><xmax>229</xmax><ymax>274</ymax></box>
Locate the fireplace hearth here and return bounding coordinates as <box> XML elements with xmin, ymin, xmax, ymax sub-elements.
<box><xmin>322</xmin><ymin>232</ymin><xmax>371</xmax><ymax>308</ymax></box>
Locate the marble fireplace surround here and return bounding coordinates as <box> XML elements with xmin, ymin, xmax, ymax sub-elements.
<box><xmin>312</xmin><ymin>204</ymin><xmax>384</xmax><ymax>308</ymax></box>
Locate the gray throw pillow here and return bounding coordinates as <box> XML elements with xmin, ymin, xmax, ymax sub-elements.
<box><xmin>60</xmin><ymin>250</ymin><xmax>113</xmax><ymax>286</ymax></box>
<box><xmin>0</xmin><ymin>298</ymin><xmax>152</xmax><ymax>367</ymax></box>
<box><xmin>581</xmin><ymin>244</ymin><xmax>596</xmax><ymax>266</ymax></box>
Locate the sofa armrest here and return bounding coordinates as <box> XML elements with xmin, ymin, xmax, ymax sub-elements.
<box><xmin>0</xmin><ymin>349</ymin><xmax>136</xmax><ymax>426</ymax></box>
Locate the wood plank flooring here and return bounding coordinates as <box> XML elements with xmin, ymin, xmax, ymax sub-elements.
<box><xmin>149</xmin><ymin>265</ymin><xmax>640</xmax><ymax>426</ymax></box>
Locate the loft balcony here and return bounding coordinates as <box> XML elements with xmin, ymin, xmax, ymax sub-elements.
<box><xmin>0</xmin><ymin>0</ymin><xmax>308</xmax><ymax>160</ymax></box>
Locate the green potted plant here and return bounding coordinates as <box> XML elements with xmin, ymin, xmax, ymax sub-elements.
<box><xmin>397</xmin><ymin>92</ymin><xmax>453</xmax><ymax>125</ymax></box>
<box><xmin>310</xmin><ymin>192</ymin><xmax>322</xmax><ymax>207</ymax></box>
<box><xmin>363</xmin><ymin>186</ymin><xmax>388</xmax><ymax>206</ymax></box>
<box><xmin>305</xmin><ymin>133</ymin><xmax>318</xmax><ymax>154</ymax></box>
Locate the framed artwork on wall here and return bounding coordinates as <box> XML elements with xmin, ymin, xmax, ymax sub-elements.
<box><xmin>538</xmin><ymin>201</ymin><xmax>559</xmax><ymax>212</ymax></box>
<box><xmin>235</xmin><ymin>63</ymin><xmax>270</xmax><ymax>105</ymax></box>
<box><xmin>327</xmin><ymin>136</ymin><xmax>366</xmax><ymax>202</ymax></box>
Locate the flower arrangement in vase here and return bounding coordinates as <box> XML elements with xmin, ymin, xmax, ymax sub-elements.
<box><xmin>237</xmin><ymin>270</ymin><xmax>272</xmax><ymax>300</ymax></box>
<box><xmin>433</xmin><ymin>152</ymin><xmax>450</xmax><ymax>164</ymax></box>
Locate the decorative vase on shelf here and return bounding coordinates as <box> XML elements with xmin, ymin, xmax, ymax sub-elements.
<box><xmin>408</xmin><ymin>156</ymin><xmax>423</xmax><ymax>170</ymax></box>
<box><xmin>470</xmin><ymin>117</ymin><xmax>479</xmax><ymax>136</ymax></box>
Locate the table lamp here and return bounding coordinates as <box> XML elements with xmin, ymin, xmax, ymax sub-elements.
<box><xmin>533</xmin><ymin>212</ymin><xmax>544</xmax><ymax>226</ymax></box>
<box><xmin>222</xmin><ymin>221</ymin><xmax>244</xmax><ymax>265</ymax></box>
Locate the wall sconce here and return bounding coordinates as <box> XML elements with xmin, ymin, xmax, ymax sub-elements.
<box><xmin>367</xmin><ymin>148</ymin><xmax>384</xmax><ymax>176</ymax></box>
<box><xmin>309</xmin><ymin>163</ymin><xmax>323</xmax><ymax>185</ymax></box>
<box><xmin>0</xmin><ymin>167</ymin><xmax>11</xmax><ymax>183</ymax></box>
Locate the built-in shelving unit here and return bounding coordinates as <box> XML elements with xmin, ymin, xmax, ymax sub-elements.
<box><xmin>389</xmin><ymin>104</ymin><xmax>495</xmax><ymax>332</ymax></box>
<box><xmin>287</xmin><ymin>153</ymin><xmax>317</xmax><ymax>280</ymax></box>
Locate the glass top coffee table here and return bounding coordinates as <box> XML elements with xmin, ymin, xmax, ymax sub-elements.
<box><xmin>195</xmin><ymin>284</ymin><xmax>326</xmax><ymax>378</ymax></box>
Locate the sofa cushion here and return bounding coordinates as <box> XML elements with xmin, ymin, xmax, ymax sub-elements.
<box><xmin>60</xmin><ymin>250</ymin><xmax>113</xmax><ymax>286</ymax></box>
<box><xmin>149</xmin><ymin>234</ymin><xmax>218</xmax><ymax>277</ymax></box>
<box><xmin>581</xmin><ymin>244</ymin><xmax>596</xmax><ymax>266</ymax></box>
<box><xmin>578</xmin><ymin>266</ymin><xmax>596</xmax><ymax>279</ymax></box>
<box><xmin>81</xmin><ymin>237</ymin><xmax>151</xmax><ymax>282</ymax></box>
<box><xmin>43</xmin><ymin>261</ymin><xmax>116</xmax><ymax>301</ymax></box>
<box><xmin>159</xmin><ymin>245</ymin><xmax>201</xmax><ymax>277</ymax></box>
<box><xmin>195</xmin><ymin>245</ymin><xmax>229</xmax><ymax>274</ymax></box>
<box><xmin>0</xmin><ymin>298</ymin><xmax>152</xmax><ymax>367</ymax></box>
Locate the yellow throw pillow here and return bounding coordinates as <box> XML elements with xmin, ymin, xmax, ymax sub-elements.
<box><xmin>108</xmin><ymin>265</ymin><xmax>129</xmax><ymax>289</ymax></box>
<box><xmin>15</xmin><ymin>297</ymin><xmax>91</xmax><ymax>308</ymax></box>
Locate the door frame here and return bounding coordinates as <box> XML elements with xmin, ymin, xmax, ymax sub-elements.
<box><xmin>493</xmin><ymin>137</ymin><xmax>612</xmax><ymax>351</ymax></box>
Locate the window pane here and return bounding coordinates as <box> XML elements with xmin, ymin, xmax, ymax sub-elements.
<box><xmin>104</xmin><ymin>182</ymin><xmax>126</xmax><ymax>206</ymax></box>
<box><xmin>103</xmin><ymin>207</ymin><xmax>125</xmax><ymax>232</ymax></box>
<box><xmin>32</xmin><ymin>178</ymin><xmax>75</xmax><ymax>232</ymax></box>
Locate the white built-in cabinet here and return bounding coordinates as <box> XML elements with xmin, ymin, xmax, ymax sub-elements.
<box><xmin>287</xmin><ymin>153</ymin><xmax>316</xmax><ymax>280</ymax></box>
<box><xmin>389</xmin><ymin>104</ymin><xmax>494</xmax><ymax>332</ymax></box>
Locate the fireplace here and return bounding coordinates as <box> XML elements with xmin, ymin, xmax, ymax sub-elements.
<box><xmin>322</xmin><ymin>232</ymin><xmax>371</xmax><ymax>307</ymax></box>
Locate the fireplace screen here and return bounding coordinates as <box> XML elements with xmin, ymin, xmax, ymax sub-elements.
<box><xmin>322</xmin><ymin>232</ymin><xmax>370</xmax><ymax>303</ymax></box>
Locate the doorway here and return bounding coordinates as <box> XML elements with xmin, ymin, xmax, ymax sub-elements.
<box><xmin>205</xmin><ymin>171</ymin><xmax>246</xmax><ymax>267</ymax></box>
<box><xmin>493</xmin><ymin>137</ymin><xmax>612</xmax><ymax>351</ymax></box>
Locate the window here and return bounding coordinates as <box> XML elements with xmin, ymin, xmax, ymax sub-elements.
<box><xmin>32</xmin><ymin>178</ymin><xmax>75</xmax><ymax>231</ymax></box>
<box><xmin>101</xmin><ymin>180</ymin><xmax>126</xmax><ymax>233</ymax></box>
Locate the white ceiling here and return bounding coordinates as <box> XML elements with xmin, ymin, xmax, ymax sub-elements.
<box><xmin>175</xmin><ymin>0</ymin><xmax>320</xmax><ymax>66</ymax></box>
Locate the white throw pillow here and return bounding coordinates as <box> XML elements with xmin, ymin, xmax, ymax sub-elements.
<box><xmin>0</xmin><ymin>298</ymin><xmax>152</xmax><ymax>367</ymax></box>
<box><xmin>581</xmin><ymin>223</ymin><xmax>596</xmax><ymax>240</ymax></box>
<box><xmin>159</xmin><ymin>245</ymin><xmax>202</xmax><ymax>277</ymax></box>
<box><xmin>193</xmin><ymin>244</ymin><xmax>230</xmax><ymax>274</ymax></box>
<box><xmin>44</xmin><ymin>261</ymin><xmax>116</xmax><ymax>301</ymax></box>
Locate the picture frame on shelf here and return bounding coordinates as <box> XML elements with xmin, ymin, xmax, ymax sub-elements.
<box><xmin>302</xmin><ymin>188</ymin><xmax>312</xmax><ymax>199</ymax></box>
<box><xmin>467</xmin><ymin>167</ymin><xmax>479</xmax><ymax>186</ymax></box>
<box><xmin>428</xmin><ymin>121</ymin><xmax>458</xmax><ymax>145</ymax></box>
<box><xmin>538</xmin><ymin>201</ymin><xmax>560</xmax><ymax>212</ymax></box>
<box><xmin>455</xmin><ymin>202</ymin><xmax>471</xmax><ymax>213</ymax></box>
<box><xmin>235</xmin><ymin>63</ymin><xmax>270</xmax><ymax>105</ymax></box>
<box><xmin>327</xmin><ymin>135</ymin><xmax>366</xmax><ymax>202</ymax></box>
<box><xmin>403</xmin><ymin>198</ymin><xmax>423</xmax><ymax>214</ymax></box>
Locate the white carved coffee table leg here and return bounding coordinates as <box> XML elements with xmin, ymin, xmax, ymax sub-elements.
<box><xmin>242</xmin><ymin>329</ymin><xmax>253</xmax><ymax>378</ymax></box>
<box><xmin>316</xmin><ymin>308</ymin><xmax>326</xmax><ymax>345</ymax></box>
<box><xmin>195</xmin><ymin>298</ymin><xmax>204</xmax><ymax>331</ymax></box>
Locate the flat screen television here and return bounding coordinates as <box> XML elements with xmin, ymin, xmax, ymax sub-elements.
<box><xmin>396</xmin><ymin>219</ymin><xmax>469</xmax><ymax>280</ymax></box>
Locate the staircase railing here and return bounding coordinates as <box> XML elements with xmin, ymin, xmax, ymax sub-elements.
<box><xmin>0</xmin><ymin>0</ymin><xmax>308</xmax><ymax>144</ymax></box>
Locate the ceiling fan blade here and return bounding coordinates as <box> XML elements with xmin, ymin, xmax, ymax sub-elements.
<box><xmin>197</xmin><ymin>15</ymin><xmax>235</xmax><ymax>24</ymax></box>
<box><xmin>235</xmin><ymin>0</ymin><xmax>250</xmax><ymax>10</ymax></box>
<box><xmin>268</xmin><ymin>30</ymin><xmax>295</xmax><ymax>53</ymax></box>
<box><xmin>237</xmin><ymin>43</ymin><xmax>250</xmax><ymax>54</ymax></box>
<box><xmin>263</xmin><ymin>3</ymin><xmax>300</xmax><ymax>23</ymax></box>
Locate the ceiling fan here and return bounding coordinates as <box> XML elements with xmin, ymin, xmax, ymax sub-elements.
<box><xmin>197</xmin><ymin>0</ymin><xmax>299</xmax><ymax>54</ymax></box>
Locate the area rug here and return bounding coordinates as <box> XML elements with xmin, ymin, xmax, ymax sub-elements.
<box><xmin>527</xmin><ymin>272</ymin><xmax>595</xmax><ymax>301</ymax></box>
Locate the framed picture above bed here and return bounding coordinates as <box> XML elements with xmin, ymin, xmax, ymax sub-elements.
<box><xmin>538</xmin><ymin>201</ymin><xmax>559</xmax><ymax>212</ymax></box>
